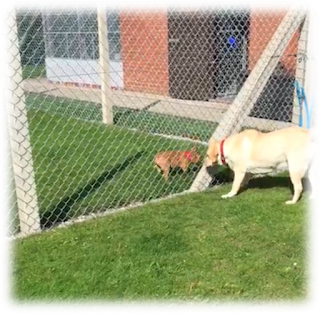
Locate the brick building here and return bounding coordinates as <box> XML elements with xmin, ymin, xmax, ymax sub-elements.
<box><xmin>43</xmin><ymin>9</ymin><xmax>298</xmax><ymax>107</ymax></box>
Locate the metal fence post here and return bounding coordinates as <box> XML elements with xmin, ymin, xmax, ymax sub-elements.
<box><xmin>292</xmin><ymin>15</ymin><xmax>308</xmax><ymax>127</ymax></box>
<box><xmin>303</xmin><ymin>11</ymin><xmax>317</xmax><ymax>129</ymax></box>
<box><xmin>7</xmin><ymin>10</ymin><xmax>41</xmax><ymax>235</ymax></box>
<box><xmin>293</xmin><ymin>11</ymin><xmax>317</xmax><ymax>129</ymax></box>
<box><xmin>97</xmin><ymin>7</ymin><xmax>113</xmax><ymax>125</ymax></box>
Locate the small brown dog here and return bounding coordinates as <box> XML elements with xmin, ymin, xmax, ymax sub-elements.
<box><xmin>154</xmin><ymin>147</ymin><xmax>201</xmax><ymax>180</ymax></box>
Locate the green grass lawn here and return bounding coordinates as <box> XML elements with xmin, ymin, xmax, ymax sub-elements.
<box><xmin>1</xmin><ymin>98</ymin><xmax>212</xmax><ymax>235</ymax></box>
<box><xmin>26</xmin><ymin>93</ymin><xmax>217</xmax><ymax>142</ymax></box>
<box><xmin>12</xmin><ymin>91</ymin><xmax>309</xmax><ymax>301</ymax></box>
<box><xmin>11</xmin><ymin>181</ymin><xmax>308</xmax><ymax>301</ymax></box>
<box><xmin>22</xmin><ymin>64</ymin><xmax>46</xmax><ymax>80</ymax></box>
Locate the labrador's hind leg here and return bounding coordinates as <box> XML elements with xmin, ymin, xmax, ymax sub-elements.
<box><xmin>286</xmin><ymin>171</ymin><xmax>303</xmax><ymax>205</ymax></box>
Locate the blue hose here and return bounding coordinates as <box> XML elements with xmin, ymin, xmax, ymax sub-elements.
<box><xmin>294</xmin><ymin>80</ymin><xmax>311</xmax><ymax>129</ymax></box>
<box><xmin>294</xmin><ymin>81</ymin><xmax>303</xmax><ymax>127</ymax></box>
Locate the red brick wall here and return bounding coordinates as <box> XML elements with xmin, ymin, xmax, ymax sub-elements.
<box><xmin>248</xmin><ymin>10</ymin><xmax>299</xmax><ymax>76</ymax></box>
<box><xmin>119</xmin><ymin>10</ymin><xmax>299</xmax><ymax>96</ymax></box>
<box><xmin>119</xmin><ymin>11</ymin><xmax>169</xmax><ymax>95</ymax></box>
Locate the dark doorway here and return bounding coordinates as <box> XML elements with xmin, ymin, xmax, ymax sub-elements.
<box><xmin>211</xmin><ymin>10</ymin><xmax>250</xmax><ymax>100</ymax></box>
<box><xmin>167</xmin><ymin>11</ymin><xmax>213</xmax><ymax>101</ymax></box>
<box><xmin>167</xmin><ymin>9</ymin><xmax>250</xmax><ymax>101</ymax></box>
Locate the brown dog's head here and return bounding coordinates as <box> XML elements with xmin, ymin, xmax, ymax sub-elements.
<box><xmin>184</xmin><ymin>147</ymin><xmax>201</xmax><ymax>164</ymax></box>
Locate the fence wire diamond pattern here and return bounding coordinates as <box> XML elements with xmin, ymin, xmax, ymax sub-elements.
<box><xmin>7</xmin><ymin>7</ymin><xmax>309</xmax><ymax>236</ymax></box>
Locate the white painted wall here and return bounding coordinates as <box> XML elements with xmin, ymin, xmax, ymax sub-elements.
<box><xmin>45</xmin><ymin>58</ymin><xmax>123</xmax><ymax>89</ymax></box>
<box><xmin>43</xmin><ymin>10</ymin><xmax>123</xmax><ymax>89</ymax></box>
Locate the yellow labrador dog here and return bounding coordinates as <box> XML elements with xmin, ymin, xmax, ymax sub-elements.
<box><xmin>206</xmin><ymin>127</ymin><xmax>315</xmax><ymax>204</ymax></box>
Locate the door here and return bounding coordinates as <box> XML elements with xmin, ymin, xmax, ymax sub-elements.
<box><xmin>167</xmin><ymin>10</ymin><xmax>249</xmax><ymax>101</ymax></box>
<box><xmin>212</xmin><ymin>10</ymin><xmax>250</xmax><ymax>99</ymax></box>
<box><xmin>167</xmin><ymin>11</ymin><xmax>213</xmax><ymax>101</ymax></box>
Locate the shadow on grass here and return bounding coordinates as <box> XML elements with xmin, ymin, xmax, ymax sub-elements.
<box><xmin>244</xmin><ymin>175</ymin><xmax>311</xmax><ymax>194</ymax></box>
<box><xmin>208</xmin><ymin>167</ymin><xmax>311</xmax><ymax>195</ymax></box>
<box><xmin>40</xmin><ymin>151</ymin><xmax>145</xmax><ymax>230</ymax></box>
<box><xmin>208</xmin><ymin>166</ymin><xmax>233</xmax><ymax>187</ymax></box>
<box><xmin>169</xmin><ymin>163</ymin><xmax>203</xmax><ymax>176</ymax></box>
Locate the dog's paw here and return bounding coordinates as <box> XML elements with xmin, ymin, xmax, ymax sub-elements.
<box><xmin>285</xmin><ymin>200</ymin><xmax>297</xmax><ymax>205</ymax></box>
<box><xmin>221</xmin><ymin>192</ymin><xmax>236</xmax><ymax>199</ymax></box>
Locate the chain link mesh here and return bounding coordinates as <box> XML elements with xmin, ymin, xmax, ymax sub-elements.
<box><xmin>7</xmin><ymin>7</ymin><xmax>309</xmax><ymax>236</ymax></box>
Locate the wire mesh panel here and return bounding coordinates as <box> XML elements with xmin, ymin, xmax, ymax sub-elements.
<box><xmin>7</xmin><ymin>7</ymin><xmax>309</xmax><ymax>236</ymax></box>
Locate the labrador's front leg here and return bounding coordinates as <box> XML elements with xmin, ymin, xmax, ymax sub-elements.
<box><xmin>222</xmin><ymin>170</ymin><xmax>246</xmax><ymax>199</ymax></box>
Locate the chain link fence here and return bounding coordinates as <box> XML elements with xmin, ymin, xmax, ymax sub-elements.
<box><xmin>7</xmin><ymin>7</ymin><xmax>310</xmax><ymax>236</ymax></box>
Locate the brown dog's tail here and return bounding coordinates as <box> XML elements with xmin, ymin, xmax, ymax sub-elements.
<box><xmin>308</xmin><ymin>126</ymin><xmax>319</xmax><ymax>141</ymax></box>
